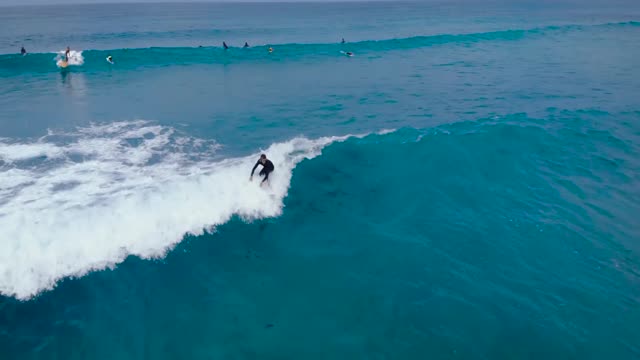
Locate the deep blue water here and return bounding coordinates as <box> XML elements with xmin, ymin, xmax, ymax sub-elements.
<box><xmin>1</xmin><ymin>1</ymin><xmax>640</xmax><ymax>359</ymax></box>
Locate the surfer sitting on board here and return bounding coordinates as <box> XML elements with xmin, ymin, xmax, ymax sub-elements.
<box><xmin>20</xmin><ymin>47</ymin><xmax>26</xmax><ymax>56</ymax></box>
<box><xmin>250</xmin><ymin>154</ymin><xmax>274</xmax><ymax>185</ymax></box>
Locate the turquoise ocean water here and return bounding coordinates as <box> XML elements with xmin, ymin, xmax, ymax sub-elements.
<box><xmin>1</xmin><ymin>1</ymin><xmax>640</xmax><ymax>358</ymax></box>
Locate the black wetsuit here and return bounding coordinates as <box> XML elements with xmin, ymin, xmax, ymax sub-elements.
<box><xmin>251</xmin><ymin>159</ymin><xmax>274</xmax><ymax>183</ymax></box>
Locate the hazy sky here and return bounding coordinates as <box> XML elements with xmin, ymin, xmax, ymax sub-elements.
<box><xmin>0</xmin><ymin>0</ymin><xmax>620</xmax><ymax>7</ymax></box>
<box><xmin>0</xmin><ymin>0</ymin><xmax>400</xmax><ymax>6</ymax></box>
<box><xmin>1</xmin><ymin>0</ymin><xmax>374</xmax><ymax>6</ymax></box>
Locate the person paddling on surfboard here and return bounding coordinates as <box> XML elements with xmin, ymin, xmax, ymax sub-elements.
<box><xmin>250</xmin><ymin>154</ymin><xmax>274</xmax><ymax>186</ymax></box>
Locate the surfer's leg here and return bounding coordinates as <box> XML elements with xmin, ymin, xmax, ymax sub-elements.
<box><xmin>262</xmin><ymin>169</ymin><xmax>272</xmax><ymax>183</ymax></box>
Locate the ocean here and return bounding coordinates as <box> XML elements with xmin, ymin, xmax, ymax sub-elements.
<box><xmin>1</xmin><ymin>1</ymin><xmax>639</xmax><ymax>358</ymax></box>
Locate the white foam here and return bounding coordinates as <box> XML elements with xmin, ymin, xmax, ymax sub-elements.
<box><xmin>0</xmin><ymin>142</ymin><xmax>64</xmax><ymax>162</ymax></box>
<box><xmin>54</xmin><ymin>49</ymin><xmax>84</xmax><ymax>67</ymax></box>
<box><xmin>0</xmin><ymin>121</ymin><xmax>349</xmax><ymax>300</ymax></box>
<box><xmin>377</xmin><ymin>128</ymin><xmax>396</xmax><ymax>135</ymax></box>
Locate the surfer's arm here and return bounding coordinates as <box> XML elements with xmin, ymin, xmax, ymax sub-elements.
<box><xmin>250</xmin><ymin>161</ymin><xmax>261</xmax><ymax>176</ymax></box>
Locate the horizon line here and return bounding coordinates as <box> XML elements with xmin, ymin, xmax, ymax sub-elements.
<box><xmin>0</xmin><ymin>0</ymin><xmax>412</xmax><ymax>8</ymax></box>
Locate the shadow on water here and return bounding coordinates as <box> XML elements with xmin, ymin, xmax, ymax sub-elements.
<box><xmin>58</xmin><ymin>70</ymin><xmax>88</xmax><ymax>98</ymax></box>
<box><xmin>59</xmin><ymin>68</ymin><xmax>70</xmax><ymax>84</ymax></box>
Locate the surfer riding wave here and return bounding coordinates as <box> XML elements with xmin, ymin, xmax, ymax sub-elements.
<box><xmin>250</xmin><ymin>154</ymin><xmax>274</xmax><ymax>185</ymax></box>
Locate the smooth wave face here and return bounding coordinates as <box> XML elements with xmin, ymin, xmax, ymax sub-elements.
<box><xmin>0</xmin><ymin>120</ymin><xmax>355</xmax><ymax>299</ymax></box>
<box><xmin>1</xmin><ymin>21</ymin><xmax>638</xmax><ymax>75</ymax></box>
<box><xmin>277</xmin><ymin>119</ymin><xmax>640</xmax><ymax>358</ymax></box>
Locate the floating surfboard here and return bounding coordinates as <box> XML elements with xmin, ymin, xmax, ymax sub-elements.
<box><xmin>57</xmin><ymin>60</ymin><xmax>68</xmax><ymax>68</ymax></box>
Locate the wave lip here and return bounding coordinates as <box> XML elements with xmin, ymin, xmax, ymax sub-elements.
<box><xmin>0</xmin><ymin>120</ymin><xmax>350</xmax><ymax>300</ymax></box>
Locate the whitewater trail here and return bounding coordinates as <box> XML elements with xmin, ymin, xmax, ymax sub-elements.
<box><xmin>0</xmin><ymin>120</ymin><xmax>351</xmax><ymax>300</ymax></box>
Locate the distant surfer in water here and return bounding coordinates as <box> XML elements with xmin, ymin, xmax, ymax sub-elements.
<box><xmin>106</xmin><ymin>55</ymin><xmax>114</xmax><ymax>64</ymax></box>
<box><xmin>223</xmin><ymin>41</ymin><xmax>229</xmax><ymax>50</ymax></box>
<box><xmin>20</xmin><ymin>47</ymin><xmax>26</xmax><ymax>56</ymax></box>
<box><xmin>65</xmin><ymin>46</ymin><xmax>71</xmax><ymax>61</ymax></box>
<box><xmin>268</xmin><ymin>47</ymin><xmax>273</xmax><ymax>53</ymax></box>
<box><xmin>250</xmin><ymin>154</ymin><xmax>274</xmax><ymax>185</ymax></box>
<box><xmin>341</xmin><ymin>38</ymin><xmax>345</xmax><ymax>44</ymax></box>
<box><xmin>244</xmin><ymin>42</ymin><xmax>250</xmax><ymax>48</ymax></box>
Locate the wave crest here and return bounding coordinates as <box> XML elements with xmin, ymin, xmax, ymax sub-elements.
<box><xmin>1</xmin><ymin>21</ymin><xmax>636</xmax><ymax>74</ymax></box>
